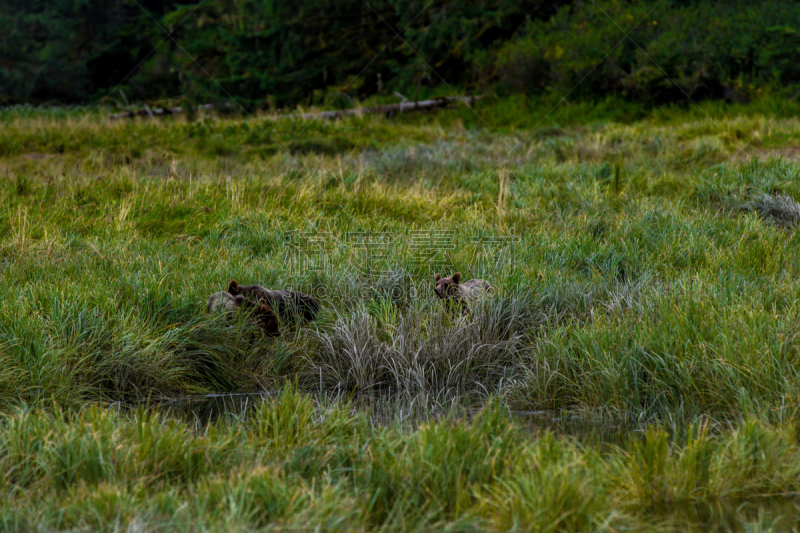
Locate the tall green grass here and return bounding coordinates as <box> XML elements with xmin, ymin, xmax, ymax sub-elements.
<box><xmin>2</xmin><ymin>104</ymin><xmax>800</xmax><ymax>419</ymax></box>
<box><xmin>2</xmin><ymin>388</ymin><xmax>800</xmax><ymax>532</ymax></box>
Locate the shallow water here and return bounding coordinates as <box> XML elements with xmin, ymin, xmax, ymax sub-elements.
<box><xmin>152</xmin><ymin>391</ymin><xmax>276</xmax><ymax>426</ymax></box>
<box><xmin>152</xmin><ymin>391</ymin><xmax>644</xmax><ymax>444</ymax></box>
<box><xmin>656</xmin><ymin>498</ymin><xmax>800</xmax><ymax>532</ymax></box>
<box><xmin>510</xmin><ymin>409</ymin><xmax>646</xmax><ymax>447</ymax></box>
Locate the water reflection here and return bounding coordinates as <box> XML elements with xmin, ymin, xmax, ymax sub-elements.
<box><xmin>152</xmin><ymin>391</ymin><xmax>642</xmax><ymax>444</ymax></box>
<box><xmin>154</xmin><ymin>391</ymin><xmax>276</xmax><ymax>426</ymax></box>
<box><xmin>657</xmin><ymin>498</ymin><xmax>800</xmax><ymax>532</ymax></box>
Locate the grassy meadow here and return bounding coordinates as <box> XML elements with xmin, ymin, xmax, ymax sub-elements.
<box><xmin>2</xmin><ymin>96</ymin><xmax>800</xmax><ymax>530</ymax></box>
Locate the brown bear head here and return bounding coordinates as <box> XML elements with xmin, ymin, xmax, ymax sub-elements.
<box><xmin>238</xmin><ymin>294</ymin><xmax>280</xmax><ymax>337</ymax></box>
<box><xmin>434</xmin><ymin>272</ymin><xmax>461</xmax><ymax>300</ymax></box>
<box><xmin>253</xmin><ymin>298</ymin><xmax>281</xmax><ymax>337</ymax></box>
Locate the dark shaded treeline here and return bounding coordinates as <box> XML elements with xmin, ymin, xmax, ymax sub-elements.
<box><xmin>1</xmin><ymin>0</ymin><xmax>565</xmax><ymax>106</ymax></box>
<box><xmin>3</xmin><ymin>0</ymin><xmax>800</xmax><ymax>109</ymax></box>
<box><xmin>1</xmin><ymin>0</ymin><xmax>184</xmax><ymax>104</ymax></box>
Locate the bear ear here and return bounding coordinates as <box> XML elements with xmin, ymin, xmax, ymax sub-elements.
<box><xmin>259</xmin><ymin>304</ymin><xmax>269</xmax><ymax>313</ymax></box>
<box><xmin>452</xmin><ymin>272</ymin><xmax>461</xmax><ymax>284</ymax></box>
<box><xmin>435</xmin><ymin>273</ymin><xmax>441</xmax><ymax>282</ymax></box>
<box><xmin>228</xmin><ymin>279</ymin><xmax>240</xmax><ymax>295</ymax></box>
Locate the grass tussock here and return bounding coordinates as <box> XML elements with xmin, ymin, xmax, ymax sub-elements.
<box><xmin>310</xmin><ymin>292</ymin><xmax>536</xmax><ymax>404</ymax></box>
<box><xmin>742</xmin><ymin>193</ymin><xmax>800</xmax><ymax>229</ymax></box>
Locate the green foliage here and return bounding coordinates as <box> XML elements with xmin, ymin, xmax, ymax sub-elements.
<box><xmin>0</xmin><ymin>0</ymin><xmax>181</xmax><ymax>104</ymax></box>
<box><xmin>494</xmin><ymin>0</ymin><xmax>800</xmax><ymax>104</ymax></box>
<box><xmin>1</xmin><ymin>0</ymin><xmax>565</xmax><ymax>106</ymax></box>
<box><xmin>165</xmin><ymin>0</ymin><xmax>400</xmax><ymax>108</ymax></box>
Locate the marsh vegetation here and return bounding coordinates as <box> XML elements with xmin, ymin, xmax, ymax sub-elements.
<box><xmin>2</xmin><ymin>97</ymin><xmax>800</xmax><ymax>530</ymax></box>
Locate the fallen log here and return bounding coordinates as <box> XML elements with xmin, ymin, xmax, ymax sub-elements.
<box><xmin>107</xmin><ymin>95</ymin><xmax>481</xmax><ymax>121</ymax></box>
<box><xmin>108</xmin><ymin>103</ymin><xmax>215</xmax><ymax>120</ymax></box>
<box><xmin>295</xmin><ymin>95</ymin><xmax>481</xmax><ymax>120</ymax></box>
